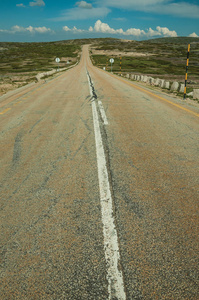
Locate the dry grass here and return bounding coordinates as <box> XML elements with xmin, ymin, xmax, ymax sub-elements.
<box><xmin>0</xmin><ymin>41</ymin><xmax>81</xmax><ymax>96</ymax></box>
<box><xmin>90</xmin><ymin>37</ymin><xmax>199</xmax><ymax>91</ymax></box>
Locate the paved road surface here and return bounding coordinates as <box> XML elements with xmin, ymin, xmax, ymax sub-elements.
<box><xmin>0</xmin><ymin>45</ymin><xmax>198</xmax><ymax>299</ymax></box>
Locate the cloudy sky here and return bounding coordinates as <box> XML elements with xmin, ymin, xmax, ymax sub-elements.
<box><xmin>0</xmin><ymin>0</ymin><xmax>199</xmax><ymax>42</ymax></box>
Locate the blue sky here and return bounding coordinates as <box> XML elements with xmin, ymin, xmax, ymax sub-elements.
<box><xmin>0</xmin><ymin>0</ymin><xmax>199</xmax><ymax>42</ymax></box>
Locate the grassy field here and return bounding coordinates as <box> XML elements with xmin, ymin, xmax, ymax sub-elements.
<box><xmin>0</xmin><ymin>40</ymin><xmax>81</xmax><ymax>95</ymax></box>
<box><xmin>90</xmin><ymin>37</ymin><xmax>199</xmax><ymax>86</ymax></box>
<box><xmin>0</xmin><ymin>41</ymin><xmax>80</xmax><ymax>73</ymax></box>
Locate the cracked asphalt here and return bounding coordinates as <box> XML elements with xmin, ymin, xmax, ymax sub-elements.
<box><xmin>0</xmin><ymin>45</ymin><xmax>199</xmax><ymax>299</ymax></box>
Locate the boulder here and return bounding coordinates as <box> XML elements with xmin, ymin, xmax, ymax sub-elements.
<box><xmin>171</xmin><ymin>81</ymin><xmax>179</xmax><ymax>91</ymax></box>
<box><xmin>193</xmin><ymin>89</ymin><xmax>199</xmax><ymax>100</ymax></box>
<box><xmin>149</xmin><ymin>77</ymin><xmax>155</xmax><ymax>85</ymax></box>
<box><xmin>187</xmin><ymin>92</ymin><xmax>193</xmax><ymax>97</ymax></box>
<box><xmin>159</xmin><ymin>79</ymin><xmax>165</xmax><ymax>88</ymax></box>
<box><xmin>36</xmin><ymin>73</ymin><xmax>44</xmax><ymax>81</ymax></box>
<box><xmin>143</xmin><ymin>76</ymin><xmax>148</xmax><ymax>83</ymax></box>
<box><xmin>164</xmin><ymin>81</ymin><xmax>170</xmax><ymax>89</ymax></box>
<box><xmin>146</xmin><ymin>77</ymin><xmax>151</xmax><ymax>83</ymax></box>
<box><xmin>179</xmin><ymin>83</ymin><xmax>185</xmax><ymax>93</ymax></box>
<box><xmin>154</xmin><ymin>78</ymin><xmax>160</xmax><ymax>86</ymax></box>
<box><xmin>130</xmin><ymin>74</ymin><xmax>135</xmax><ymax>80</ymax></box>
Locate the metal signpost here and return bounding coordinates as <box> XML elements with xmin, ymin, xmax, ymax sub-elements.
<box><xmin>110</xmin><ymin>58</ymin><xmax>114</xmax><ymax>73</ymax></box>
<box><xmin>55</xmin><ymin>57</ymin><xmax>60</xmax><ymax>71</ymax></box>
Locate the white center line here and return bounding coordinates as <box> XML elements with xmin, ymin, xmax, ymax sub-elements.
<box><xmin>87</xmin><ymin>71</ymin><xmax>126</xmax><ymax>300</ymax></box>
<box><xmin>98</xmin><ymin>101</ymin><xmax>109</xmax><ymax>125</ymax></box>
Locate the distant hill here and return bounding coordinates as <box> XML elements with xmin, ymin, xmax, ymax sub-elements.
<box><xmin>55</xmin><ymin>36</ymin><xmax>199</xmax><ymax>45</ymax></box>
<box><xmin>56</xmin><ymin>38</ymin><xmax>120</xmax><ymax>45</ymax></box>
<box><xmin>142</xmin><ymin>37</ymin><xmax>199</xmax><ymax>44</ymax></box>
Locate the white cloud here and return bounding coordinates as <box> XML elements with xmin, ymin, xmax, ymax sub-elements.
<box><xmin>12</xmin><ymin>25</ymin><xmax>26</xmax><ymax>32</ymax></box>
<box><xmin>16</xmin><ymin>3</ymin><xmax>26</xmax><ymax>7</ymax></box>
<box><xmin>124</xmin><ymin>28</ymin><xmax>145</xmax><ymax>36</ymax></box>
<box><xmin>62</xmin><ymin>26</ymin><xmax>85</xmax><ymax>33</ymax></box>
<box><xmin>0</xmin><ymin>22</ymin><xmax>179</xmax><ymax>39</ymax></box>
<box><xmin>63</xmin><ymin>26</ymin><xmax>70</xmax><ymax>32</ymax></box>
<box><xmin>76</xmin><ymin>1</ymin><xmax>92</xmax><ymax>9</ymax></box>
<box><xmin>26</xmin><ymin>26</ymin><xmax>34</xmax><ymax>33</ymax></box>
<box><xmin>94</xmin><ymin>20</ymin><xmax>117</xmax><ymax>34</ymax></box>
<box><xmin>92</xmin><ymin>20</ymin><xmax>177</xmax><ymax>38</ymax></box>
<box><xmin>51</xmin><ymin>2</ymin><xmax>110</xmax><ymax>21</ymax></box>
<box><xmin>101</xmin><ymin>0</ymin><xmax>166</xmax><ymax>9</ymax></box>
<box><xmin>29</xmin><ymin>0</ymin><xmax>45</xmax><ymax>7</ymax></box>
<box><xmin>52</xmin><ymin>7</ymin><xmax>110</xmax><ymax>21</ymax></box>
<box><xmin>156</xmin><ymin>26</ymin><xmax>177</xmax><ymax>37</ymax></box>
<box><xmin>0</xmin><ymin>25</ymin><xmax>53</xmax><ymax>34</ymax></box>
<box><xmin>147</xmin><ymin>2</ymin><xmax>199</xmax><ymax>18</ymax></box>
<box><xmin>147</xmin><ymin>27</ymin><xmax>161</xmax><ymax>37</ymax></box>
<box><xmin>144</xmin><ymin>26</ymin><xmax>177</xmax><ymax>37</ymax></box>
<box><xmin>94</xmin><ymin>20</ymin><xmax>145</xmax><ymax>36</ymax></box>
<box><xmin>72</xmin><ymin>26</ymin><xmax>85</xmax><ymax>33</ymax></box>
<box><xmin>189</xmin><ymin>32</ymin><xmax>198</xmax><ymax>37</ymax></box>
<box><xmin>99</xmin><ymin>0</ymin><xmax>199</xmax><ymax>18</ymax></box>
<box><xmin>35</xmin><ymin>26</ymin><xmax>52</xmax><ymax>33</ymax></box>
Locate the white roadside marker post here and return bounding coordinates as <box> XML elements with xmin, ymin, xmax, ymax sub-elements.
<box><xmin>55</xmin><ymin>57</ymin><xmax>60</xmax><ymax>72</ymax></box>
<box><xmin>183</xmin><ymin>44</ymin><xmax>190</xmax><ymax>100</ymax></box>
<box><xmin>110</xmin><ymin>58</ymin><xmax>114</xmax><ymax>73</ymax></box>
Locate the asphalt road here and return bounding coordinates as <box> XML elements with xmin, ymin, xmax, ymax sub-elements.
<box><xmin>0</xmin><ymin>45</ymin><xmax>198</xmax><ymax>299</ymax></box>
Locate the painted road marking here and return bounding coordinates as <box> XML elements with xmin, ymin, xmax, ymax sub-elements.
<box><xmin>102</xmin><ymin>70</ymin><xmax>199</xmax><ymax>118</ymax></box>
<box><xmin>98</xmin><ymin>101</ymin><xmax>108</xmax><ymax>125</ymax></box>
<box><xmin>14</xmin><ymin>101</ymin><xmax>23</xmax><ymax>106</ymax></box>
<box><xmin>87</xmin><ymin>70</ymin><xmax>126</xmax><ymax>300</ymax></box>
<box><xmin>0</xmin><ymin>108</ymin><xmax>11</xmax><ymax>115</ymax></box>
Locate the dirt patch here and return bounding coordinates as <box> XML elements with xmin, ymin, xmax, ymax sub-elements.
<box><xmin>0</xmin><ymin>83</ymin><xmax>16</xmax><ymax>96</ymax></box>
<box><xmin>0</xmin><ymin>74</ymin><xmax>36</xmax><ymax>97</ymax></box>
<box><xmin>91</xmin><ymin>49</ymin><xmax>154</xmax><ymax>57</ymax></box>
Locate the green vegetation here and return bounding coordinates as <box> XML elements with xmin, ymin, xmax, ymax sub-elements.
<box><xmin>0</xmin><ymin>41</ymin><xmax>81</xmax><ymax>74</ymax></box>
<box><xmin>0</xmin><ymin>40</ymin><xmax>82</xmax><ymax>95</ymax></box>
<box><xmin>91</xmin><ymin>37</ymin><xmax>199</xmax><ymax>80</ymax></box>
<box><xmin>93</xmin><ymin>54</ymin><xmax>193</xmax><ymax>76</ymax></box>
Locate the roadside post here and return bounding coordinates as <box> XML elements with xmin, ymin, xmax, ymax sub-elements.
<box><xmin>120</xmin><ymin>56</ymin><xmax>122</xmax><ymax>75</ymax></box>
<box><xmin>55</xmin><ymin>57</ymin><xmax>60</xmax><ymax>72</ymax></box>
<box><xmin>183</xmin><ymin>44</ymin><xmax>190</xmax><ymax>99</ymax></box>
<box><xmin>110</xmin><ymin>58</ymin><xmax>114</xmax><ymax>73</ymax></box>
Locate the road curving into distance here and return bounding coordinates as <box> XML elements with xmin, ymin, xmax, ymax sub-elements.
<box><xmin>0</xmin><ymin>45</ymin><xmax>198</xmax><ymax>299</ymax></box>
